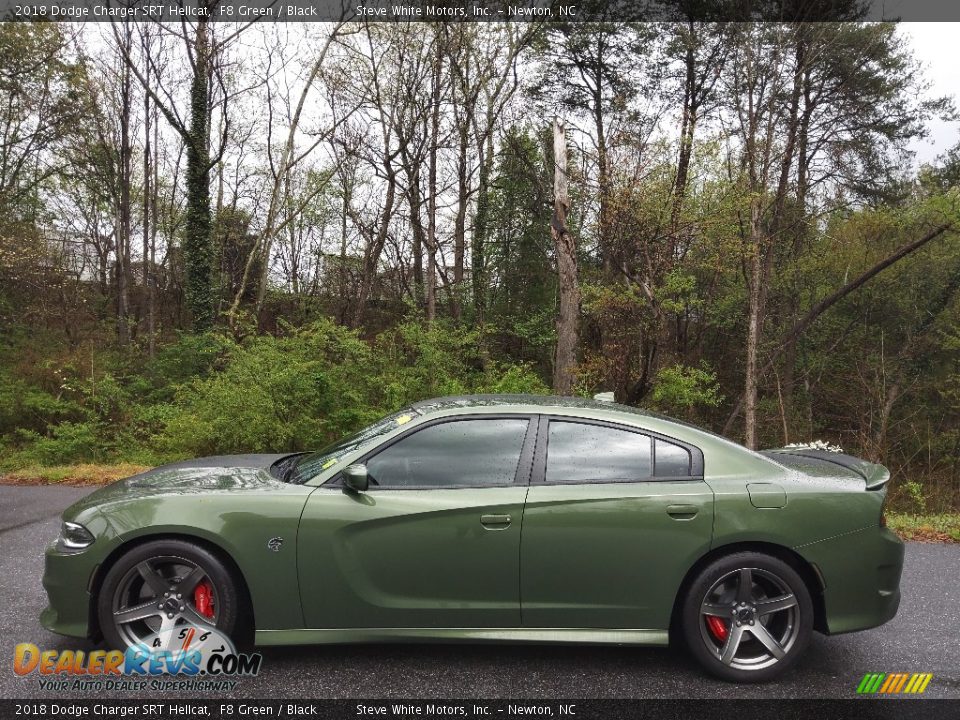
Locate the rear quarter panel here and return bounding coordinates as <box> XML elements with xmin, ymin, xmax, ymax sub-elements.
<box><xmin>694</xmin><ymin>437</ymin><xmax>882</xmax><ymax>548</ymax></box>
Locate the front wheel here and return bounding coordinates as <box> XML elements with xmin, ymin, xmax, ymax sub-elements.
<box><xmin>681</xmin><ymin>552</ymin><xmax>813</xmax><ymax>682</ymax></box>
<box><xmin>97</xmin><ymin>539</ymin><xmax>241</xmax><ymax>652</ymax></box>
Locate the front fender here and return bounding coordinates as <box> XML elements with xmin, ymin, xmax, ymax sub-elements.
<box><xmin>97</xmin><ymin>487</ymin><xmax>314</xmax><ymax>632</ymax></box>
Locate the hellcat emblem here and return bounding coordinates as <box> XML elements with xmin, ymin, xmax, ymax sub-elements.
<box><xmin>267</xmin><ymin>537</ymin><xmax>284</xmax><ymax>552</ymax></box>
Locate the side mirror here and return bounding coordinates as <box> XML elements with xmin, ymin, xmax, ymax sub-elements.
<box><xmin>342</xmin><ymin>464</ymin><xmax>369</xmax><ymax>493</ymax></box>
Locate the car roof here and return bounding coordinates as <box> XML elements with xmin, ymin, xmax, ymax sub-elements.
<box><xmin>411</xmin><ymin>393</ymin><xmax>654</xmax><ymax>419</ymax></box>
<box><xmin>409</xmin><ymin>394</ymin><xmax>738</xmax><ymax>447</ymax></box>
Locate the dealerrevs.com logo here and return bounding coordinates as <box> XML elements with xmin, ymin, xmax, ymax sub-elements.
<box><xmin>857</xmin><ymin>672</ymin><xmax>934</xmax><ymax>695</ymax></box>
<box><xmin>14</xmin><ymin>625</ymin><xmax>262</xmax><ymax>692</ymax></box>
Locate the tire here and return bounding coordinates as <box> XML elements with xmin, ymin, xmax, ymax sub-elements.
<box><xmin>97</xmin><ymin>539</ymin><xmax>241</xmax><ymax>652</ymax></box>
<box><xmin>681</xmin><ymin>551</ymin><xmax>813</xmax><ymax>682</ymax></box>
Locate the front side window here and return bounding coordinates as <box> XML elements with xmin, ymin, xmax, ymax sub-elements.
<box><xmin>289</xmin><ymin>408</ymin><xmax>420</xmax><ymax>483</ymax></box>
<box><xmin>365</xmin><ymin>418</ymin><xmax>529</xmax><ymax>488</ymax></box>
<box><xmin>546</xmin><ymin>421</ymin><xmax>653</xmax><ymax>483</ymax></box>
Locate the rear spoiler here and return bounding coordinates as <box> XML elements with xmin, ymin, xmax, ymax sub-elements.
<box><xmin>766</xmin><ymin>449</ymin><xmax>891</xmax><ymax>490</ymax></box>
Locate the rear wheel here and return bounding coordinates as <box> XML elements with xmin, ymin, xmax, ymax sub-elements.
<box><xmin>97</xmin><ymin>539</ymin><xmax>240</xmax><ymax>651</ymax></box>
<box><xmin>681</xmin><ymin>552</ymin><xmax>813</xmax><ymax>682</ymax></box>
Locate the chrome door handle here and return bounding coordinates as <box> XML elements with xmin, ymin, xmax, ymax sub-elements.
<box><xmin>480</xmin><ymin>514</ymin><xmax>512</xmax><ymax>529</ymax></box>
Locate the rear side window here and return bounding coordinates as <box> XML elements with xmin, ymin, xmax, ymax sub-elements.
<box><xmin>544</xmin><ymin>421</ymin><xmax>698</xmax><ymax>483</ymax></box>
<box><xmin>655</xmin><ymin>438</ymin><xmax>691</xmax><ymax>476</ymax></box>
<box><xmin>546</xmin><ymin>421</ymin><xmax>652</xmax><ymax>483</ymax></box>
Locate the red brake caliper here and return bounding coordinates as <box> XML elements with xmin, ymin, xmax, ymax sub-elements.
<box><xmin>706</xmin><ymin>615</ymin><xmax>729</xmax><ymax>642</ymax></box>
<box><xmin>194</xmin><ymin>580</ymin><xmax>215</xmax><ymax>619</ymax></box>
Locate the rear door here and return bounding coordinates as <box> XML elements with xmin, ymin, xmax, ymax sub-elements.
<box><xmin>298</xmin><ymin>415</ymin><xmax>535</xmax><ymax>629</ymax></box>
<box><xmin>520</xmin><ymin>416</ymin><xmax>714</xmax><ymax>630</ymax></box>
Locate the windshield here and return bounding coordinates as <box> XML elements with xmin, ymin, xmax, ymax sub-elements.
<box><xmin>287</xmin><ymin>407</ymin><xmax>420</xmax><ymax>484</ymax></box>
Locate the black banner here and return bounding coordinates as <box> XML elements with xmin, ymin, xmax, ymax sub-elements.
<box><xmin>2</xmin><ymin>0</ymin><xmax>960</xmax><ymax>23</ymax></box>
<box><xmin>2</xmin><ymin>700</ymin><xmax>960</xmax><ymax>720</ymax></box>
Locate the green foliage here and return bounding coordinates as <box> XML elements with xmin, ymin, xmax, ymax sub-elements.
<box><xmin>0</xmin><ymin>318</ymin><xmax>552</xmax><ymax>466</ymax></box>
<box><xmin>372</xmin><ymin>320</ymin><xmax>549</xmax><ymax>409</ymax></box>
<box><xmin>15</xmin><ymin>421</ymin><xmax>104</xmax><ymax>466</ymax></box>
<box><xmin>158</xmin><ymin>320</ymin><xmax>373</xmax><ymax>456</ymax></box>
<box><xmin>885</xmin><ymin>512</ymin><xmax>960</xmax><ymax>542</ymax></box>
<box><xmin>897</xmin><ymin>481</ymin><xmax>929</xmax><ymax>515</ymax></box>
<box><xmin>147</xmin><ymin>333</ymin><xmax>233</xmax><ymax>387</ymax></box>
<box><xmin>160</xmin><ymin>340</ymin><xmax>332</xmax><ymax>455</ymax></box>
<box><xmin>656</xmin><ymin>270</ymin><xmax>703</xmax><ymax>316</ymax></box>
<box><xmin>651</xmin><ymin>364</ymin><xmax>723</xmax><ymax>417</ymax></box>
<box><xmin>486</xmin><ymin>126</ymin><xmax>556</xmax><ymax>355</ymax></box>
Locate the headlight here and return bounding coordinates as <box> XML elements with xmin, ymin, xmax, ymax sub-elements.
<box><xmin>57</xmin><ymin>521</ymin><xmax>95</xmax><ymax>551</ymax></box>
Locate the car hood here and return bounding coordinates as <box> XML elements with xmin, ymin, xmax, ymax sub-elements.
<box><xmin>63</xmin><ymin>454</ymin><xmax>295</xmax><ymax>519</ymax></box>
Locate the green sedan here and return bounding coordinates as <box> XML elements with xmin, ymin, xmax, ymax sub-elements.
<box><xmin>42</xmin><ymin>394</ymin><xmax>903</xmax><ymax>682</ymax></box>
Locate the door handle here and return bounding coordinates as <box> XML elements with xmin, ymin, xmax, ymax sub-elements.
<box><xmin>480</xmin><ymin>514</ymin><xmax>512</xmax><ymax>529</ymax></box>
<box><xmin>666</xmin><ymin>504</ymin><xmax>699</xmax><ymax>520</ymax></box>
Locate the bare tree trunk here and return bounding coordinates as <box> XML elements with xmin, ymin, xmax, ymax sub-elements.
<box><xmin>412</xmin><ymin>210</ymin><xmax>424</xmax><ymax>308</ymax></box>
<box><xmin>670</xmin><ymin>22</ymin><xmax>697</xmax><ymax>236</ymax></box>
<box><xmin>116</xmin><ymin>20</ymin><xmax>132</xmax><ymax>345</ymax></box>
<box><xmin>425</xmin><ymin>48</ymin><xmax>441</xmax><ymax>323</ymax></box>
<box><xmin>743</xmin><ymin>201</ymin><xmax>764</xmax><ymax>449</ymax></box>
<box><xmin>339</xmin><ymin>174</ymin><xmax>350</xmax><ymax>325</ymax></box>
<box><xmin>142</xmin><ymin>24</ymin><xmax>155</xmax><ymax>358</ymax></box>
<box><xmin>593</xmin><ymin>99</ymin><xmax>610</xmax><ymax>277</ymax></box>
<box><xmin>732</xmin><ymin>25</ymin><xmax>805</xmax><ymax>448</ymax></box>
<box><xmin>405</xmin><ymin>167</ymin><xmax>426</xmax><ymax>309</ymax></box>
<box><xmin>452</xmin><ymin>124</ymin><xmax>468</xmax><ymax>319</ymax></box>
<box><xmin>472</xmin><ymin>129</ymin><xmax>494</xmax><ymax>324</ymax></box>
<box><xmin>552</xmin><ymin>118</ymin><xmax>578</xmax><ymax>395</ymax></box>
<box><xmin>351</xmin><ymin>169</ymin><xmax>397</xmax><ymax>329</ymax></box>
<box><xmin>872</xmin><ymin>382</ymin><xmax>901</xmax><ymax>463</ymax></box>
<box><xmin>142</xmin><ymin>69</ymin><xmax>152</xmax><ymax>353</ymax></box>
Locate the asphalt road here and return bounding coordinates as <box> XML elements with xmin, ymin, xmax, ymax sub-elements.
<box><xmin>2</xmin><ymin>484</ymin><xmax>958</xmax><ymax>700</ymax></box>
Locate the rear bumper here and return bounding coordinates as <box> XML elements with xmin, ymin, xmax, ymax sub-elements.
<box><xmin>40</xmin><ymin>542</ymin><xmax>97</xmax><ymax>639</ymax></box>
<box><xmin>796</xmin><ymin>526</ymin><xmax>904</xmax><ymax>635</ymax></box>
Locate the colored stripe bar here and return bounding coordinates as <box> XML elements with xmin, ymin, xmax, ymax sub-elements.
<box><xmin>893</xmin><ymin>673</ymin><xmax>910</xmax><ymax>693</ymax></box>
<box><xmin>856</xmin><ymin>672</ymin><xmax>932</xmax><ymax>694</ymax></box>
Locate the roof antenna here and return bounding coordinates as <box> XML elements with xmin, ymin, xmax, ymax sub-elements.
<box><xmin>593</xmin><ymin>392</ymin><xmax>615</xmax><ymax>403</ymax></box>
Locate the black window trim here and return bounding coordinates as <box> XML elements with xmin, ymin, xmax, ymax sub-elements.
<box><xmin>531</xmin><ymin>414</ymin><xmax>705</xmax><ymax>486</ymax></box>
<box><xmin>324</xmin><ymin>413</ymin><xmax>538</xmax><ymax>491</ymax></box>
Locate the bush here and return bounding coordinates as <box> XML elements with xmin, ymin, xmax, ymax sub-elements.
<box><xmin>16</xmin><ymin>421</ymin><xmax>104</xmax><ymax>465</ymax></box>
<box><xmin>650</xmin><ymin>363</ymin><xmax>723</xmax><ymax>418</ymax></box>
<box><xmin>0</xmin><ymin>317</ymin><xmax>554</xmax><ymax>465</ymax></box>
<box><xmin>158</xmin><ymin>320</ymin><xmax>373</xmax><ymax>455</ymax></box>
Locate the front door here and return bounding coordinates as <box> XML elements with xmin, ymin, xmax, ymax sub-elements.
<box><xmin>520</xmin><ymin>417</ymin><xmax>714</xmax><ymax>630</ymax></box>
<box><xmin>298</xmin><ymin>415</ymin><xmax>535</xmax><ymax>629</ymax></box>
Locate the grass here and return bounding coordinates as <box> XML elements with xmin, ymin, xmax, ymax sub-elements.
<box><xmin>0</xmin><ymin>463</ymin><xmax>151</xmax><ymax>486</ymax></box>
<box><xmin>886</xmin><ymin>512</ymin><xmax>960</xmax><ymax>543</ymax></box>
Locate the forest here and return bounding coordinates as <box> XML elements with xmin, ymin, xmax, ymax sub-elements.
<box><xmin>0</xmin><ymin>16</ymin><xmax>958</xmax><ymax>518</ymax></box>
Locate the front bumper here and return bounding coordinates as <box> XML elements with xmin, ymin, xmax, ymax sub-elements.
<box><xmin>796</xmin><ymin>526</ymin><xmax>905</xmax><ymax>635</ymax></box>
<box><xmin>40</xmin><ymin>541</ymin><xmax>99</xmax><ymax>639</ymax></box>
